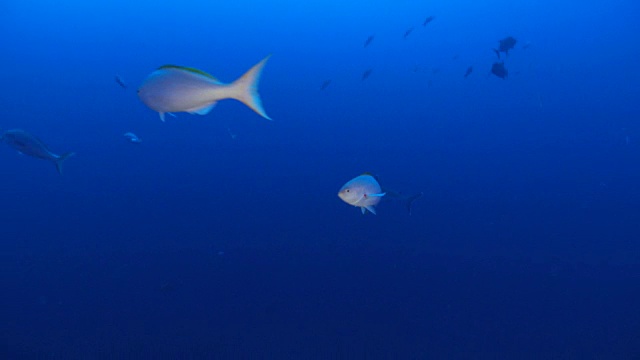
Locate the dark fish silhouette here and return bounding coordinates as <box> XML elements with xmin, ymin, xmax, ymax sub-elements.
<box><xmin>382</xmin><ymin>190</ymin><xmax>424</xmax><ymax>216</ymax></box>
<box><xmin>464</xmin><ymin>66</ymin><xmax>473</xmax><ymax>78</ymax></box>
<box><xmin>114</xmin><ymin>75</ymin><xmax>127</xmax><ymax>89</ymax></box>
<box><xmin>364</xmin><ymin>35</ymin><xmax>374</xmax><ymax>48</ymax></box>
<box><xmin>1</xmin><ymin>129</ymin><xmax>75</xmax><ymax>174</ymax></box>
<box><xmin>522</xmin><ymin>41</ymin><xmax>531</xmax><ymax>50</ymax></box>
<box><xmin>361</xmin><ymin>69</ymin><xmax>373</xmax><ymax>81</ymax></box>
<box><xmin>493</xmin><ymin>36</ymin><xmax>517</xmax><ymax>58</ymax></box>
<box><xmin>320</xmin><ymin>79</ymin><xmax>332</xmax><ymax>90</ymax></box>
<box><xmin>491</xmin><ymin>62</ymin><xmax>508</xmax><ymax>79</ymax></box>
<box><xmin>423</xmin><ymin>16</ymin><xmax>435</xmax><ymax>26</ymax></box>
<box><xmin>403</xmin><ymin>27</ymin><xmax>414</xmax><ymax>39</ymax></box>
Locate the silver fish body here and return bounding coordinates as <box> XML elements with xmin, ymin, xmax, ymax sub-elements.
<box><xmin>338</xmin><ymin>174</ymin><xmax>386</xmax><ymax>214</ymax></box>
<box><xmin>138</xmin><ymin>56</ymin><xmax>271</xmax><ymax>121</ymax></box>
<box><xmin>1</xmin><ymin>129</ymin><xmax>74</xmax><ymax>174</ymax></box>
<box><xmin>123</xmin><ymin>132</ymin><xmax>142</xmax><ymax>143</ymax></box>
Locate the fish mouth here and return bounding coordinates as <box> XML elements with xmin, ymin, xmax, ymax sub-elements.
<box><xmin>338</xmin><ymin>190</ymin><xmax>352</xmax><ymax>203</ymax></box>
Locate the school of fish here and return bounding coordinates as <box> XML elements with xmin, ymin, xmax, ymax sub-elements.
<box><xmin>1</xmin><ymin>15</ymin><xmax>527</xmax><ymax>216</ymax></box>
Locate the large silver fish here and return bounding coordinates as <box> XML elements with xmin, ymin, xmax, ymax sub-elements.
<box><xmin>138</xmin><ymin>55</ymin><xmax>271</xmax><ymax>122</ymax></box>
<box><xmin>1</xmin><ymin>129</ymin><xmax>75</xmax><ymax>174</ymax></box>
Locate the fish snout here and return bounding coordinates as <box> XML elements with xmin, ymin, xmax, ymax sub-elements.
<box><xmin>338</xmin><ymin>187</ymin><xmax>359</xmax><ymax>205</ymax></box>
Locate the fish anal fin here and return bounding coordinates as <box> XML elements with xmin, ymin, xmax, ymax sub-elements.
<box><xmin>365</xmin><ymin>206</ymin><xmax>377</xmax><ymax>215</ymax></box>
<box><xmin>187</xmin><ymin>102</ymin><xmax>217</xmax><ymax>115</ymax></box>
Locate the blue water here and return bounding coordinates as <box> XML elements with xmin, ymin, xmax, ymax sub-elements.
<box><xmin>2</xmin><ymin>0</ymin><xmax>640</xmax><ymax>358</ymax></box>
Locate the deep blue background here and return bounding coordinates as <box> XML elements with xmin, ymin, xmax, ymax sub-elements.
<box><xmin>1</xmin><ymin>0</ymin><xmax>640</xmax><ymax>358</ymax></box>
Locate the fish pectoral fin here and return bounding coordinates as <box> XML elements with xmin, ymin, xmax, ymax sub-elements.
<box><xmin>365</xmin><ymin>206</ymin><xmax>377</xmax><ymax>215</ymax></box>
<box><xmin>187</xmin><ymin>102</ymin><xmax>217</xmax><ymax>116</ymax></box>
<box><xmin>368</xmin><ymin>192</ymin><xmax>386</xmax><ymax>197</ymax></box>
<box><xmin>361</xmin><ymin>207</ymin><xmax>366</xmax><ymax>215</ymax></box>
<box><xmin>159</xmin><ymin>112</ymin><xmax>166</xmax><ymax>122</ymax></box>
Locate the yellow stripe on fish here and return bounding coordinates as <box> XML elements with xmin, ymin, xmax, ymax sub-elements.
<box><xmin>157</xmin><ymin>65</ymin><xmax>219</xmax><ymax>81</ymax></box>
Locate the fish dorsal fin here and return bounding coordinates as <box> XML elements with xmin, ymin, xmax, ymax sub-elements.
<box><xmin>158</xmin><ymin>65</ymin><xmax>218</xmax><ymax>81</ymax></box>
<box><xmin>361</xmin><ymin>172</ymin><xmax>380</xmax><ymax>181</ymax></box>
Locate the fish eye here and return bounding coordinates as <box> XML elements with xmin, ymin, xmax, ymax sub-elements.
<box><xmin>346</xmin><ymin>189</ymin><xmax>350</xmax><ymax>192</ymax></box>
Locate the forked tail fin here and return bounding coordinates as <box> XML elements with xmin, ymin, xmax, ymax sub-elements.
<box><xmin>228</xmin><ymin>55</ymin><xmax>272</xmax><ymax>120</ymax></box>
<box><xmin>406</xmin><ymin>192</ymin><xmax>423</xmax><ymax>215</ymax></box>
<box><xmin>55</xmin><ymin>152</ymin><xmax>75</xmax><ymax>174</ymax></box>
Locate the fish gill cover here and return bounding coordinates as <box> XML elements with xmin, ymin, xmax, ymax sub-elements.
<box><xmin>1</xmin><ymin>0</ymin><xmax>639</xmax><ymax>358</ymax></box>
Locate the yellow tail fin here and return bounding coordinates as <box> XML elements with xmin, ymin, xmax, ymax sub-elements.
<box><xmin>229</xmin><ymin>55</ymin><xmax>272</xmax><ymax>120</ymax></box>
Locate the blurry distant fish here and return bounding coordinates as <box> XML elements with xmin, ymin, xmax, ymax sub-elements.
<box><xmin>320</xmin><ymin>79</ymin><xmax>332</xmax><ymax>90</ymax></box>
<box><xmin>361</xmin><ymin>69</ymin><xmax>373</xmax><ymax>81</ymax></box>
<box><xmin>159</xmin><ymin>282</ymin><xmax>175</xmax><ymax>292</ymax></box>
<box><xmin>493</xmin><ymin>36</ymin><xmax>517</xmax><ymax>58</ymax></box>
<box><xmin>423</xmin><ymin>16</ymin><xmax>435</xmax><ymax>26</ymax></box>
<box><xmin>403</xmin><ymin>27</ymin><xmax>415</xmax><ymax>39</ymax></box>
<box><xmin>522</xmin><ymin>41</ymin><xmax>532</xmax><ymax>50</ymax></box>
<box><xmin>491</xmin><ymin>61</ymin><xmax>508</xmax><ymax>79</ymax></box>
<box><xmin>138</xmin><ymin>55</ymin><xmax>271</xmax><ymax>122</ymax></box>
<box><xmin>364</xmin><ymin>35</ymin><xmax>375</xmax><ymax>47</ymax></box>
<box><xmin>158</xmin><ymin>278</ymin><xmax>183</xmax><ymax>293</ymax></box>
<box><xmin>464</xmin><ymin>66</ymin><xmax>473</xmax><ymax>78</ymax></box>
<box><xmin>383</xmin><ymin>189</ymin><xmax>424</xmax><ymax>216</ymax></box>
<box><xmin>115</xmin><ymin>75</ymin><xmax>127</xmax><ymax>89</ymax></box>
<box><xmin>227</xmin><ymin>127</ymin><xmax>237</xmax><ymax>140</ymax></box>
<box><xmin>123</xmin><ymin>132</ymin><xmax>142</xmax><ymax>143</ymax></box>
<box><xmin>0</xmin><ymin>129</ymin><xmax>75</xmax><ymax>174</ymax></box>
<box><xmin>338</xmin><ymin>173</ymin><xmax>422</xmax><ymax>215</ymax></box>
